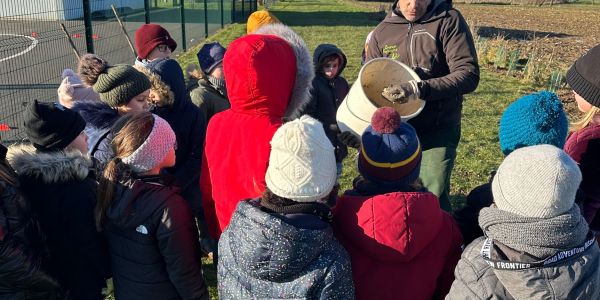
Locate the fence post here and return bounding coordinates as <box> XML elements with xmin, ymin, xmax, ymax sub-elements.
<box><xmin>144</xmin><ymin>0</ymin><xmax>150</xmax><ymax>23</ymax></box>
<box><xmin>220</xmin><ymin>0</ymin><xmax>224</xmax><ymax>28</ymax></box>
<box><xmin>204</xmin><ymin>0</ymin><xmax>209</xmax><ymax>38</ymax></box>
<box><xmin>180</xmin><ymin>0</ymin><xmax>187</xmax><ymax>51</ymax></box>
<box><xmin>242</xmin><ymin>0</ymin><xmax>245</xmax><ymax>19</ymax></box>
<box><xmin>232</xmin><ymin>0</ymin><xmax>236</xmax><ymax>22</ymax></box>
<box><xmin>82</xmin><ymin>0</ymin><xmax>94</xmax><ymax>53</ymax></box>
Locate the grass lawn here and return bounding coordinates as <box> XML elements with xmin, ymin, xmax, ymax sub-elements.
<box><xmin>172</xmin><ymin>0</ymin><xmax>540</xmax><ymax>298</ymax></box>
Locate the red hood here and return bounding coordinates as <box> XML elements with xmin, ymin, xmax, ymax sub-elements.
<box><xmin>223</xmin><ymin>34</ymin><xmax>296</xmax><ymax>117</ymax></box>
<box><xmin>334</xmin><ymin>191</ymin><xmax>444</xmax><ymax>262</ymax></box>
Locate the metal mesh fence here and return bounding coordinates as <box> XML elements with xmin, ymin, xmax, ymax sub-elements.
<box><xmin>0</xmin><ymin>0</ymin><xmax>255</xmax><ymax>143</ymax></box>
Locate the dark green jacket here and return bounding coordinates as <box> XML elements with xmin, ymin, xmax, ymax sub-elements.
<box><xmin>187</xmin><ymin>78</ymin><xmax>230</xmax><ymax>121</ymax></box>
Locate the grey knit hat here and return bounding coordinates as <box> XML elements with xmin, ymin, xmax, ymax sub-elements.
<box><xmin>492</xmin><ymin>144</ymin><xmax>582</xmax><ymax>218</ymax></box>
<box><xmin>93</xmin><ymin>65</ymin><xmax>151</xmax><ymax>107</ymax></box>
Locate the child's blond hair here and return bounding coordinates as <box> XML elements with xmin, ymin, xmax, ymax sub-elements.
<box><xmin>570</xmin><ymin>106</ymin><xmax>600</xmax><ymax>132</ymax></box>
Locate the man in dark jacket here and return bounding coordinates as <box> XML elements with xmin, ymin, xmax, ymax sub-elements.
<box><xmin>366</xmin><ymin>0</ymin><xmax>479</xmax><ymax>211</ymax></box>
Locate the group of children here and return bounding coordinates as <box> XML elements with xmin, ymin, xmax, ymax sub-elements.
<box><xmin>1</xmin><ymin>9</ymin><xmax>600</xmax><ymax>299</ymax></box>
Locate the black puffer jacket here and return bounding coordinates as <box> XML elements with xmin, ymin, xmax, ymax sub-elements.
<box><xmin>0</xmin><ymin>144</ymin><xmax>63</xmax><ymax>299</ymax></box>
<box><xmin>146</xmin><ymin>59</ymin><xmax>206</xmax><ymax>217</ymax></box>
<box><xmin>304</xmin><ymin>44</ymin><xmax>350</xmax><ymax>162</ymax></box>
<box><xmin>105</xmin><ymin>175</ymin><xmax>208</xmax><ymax>300</ymax></box>
<box><xmin>7</xmin><ymin>144</ymin><xmax>111</xmax><ymax>300</ymax></box>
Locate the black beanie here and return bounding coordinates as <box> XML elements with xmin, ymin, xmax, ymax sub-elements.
<box><xmin>23</xmin><ymin>100</ymin><xmax>86</xmax><ymax>152</ymax></box>
<box><xmin>566</xmin><ymin>44</ymin><xmax>600</xmax><ymax>108</ymax></box>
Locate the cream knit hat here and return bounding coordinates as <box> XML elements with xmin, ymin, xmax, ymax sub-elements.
<box><xmin>492</xmin><ymin>144</ymin><xmax>582</xmax><ymax>218</ymax></box>
<box><xmin>265</xmin><ymin>115</ymin><xmax>336</xmax><ymax>202</ymax></box>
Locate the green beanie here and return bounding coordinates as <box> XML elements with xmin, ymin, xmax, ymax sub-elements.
<box><xmin>92</xmin><ymin>65</ymin><xmax>151</xmax><ymax>107</ymax></box>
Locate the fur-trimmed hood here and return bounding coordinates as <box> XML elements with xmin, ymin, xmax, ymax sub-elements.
<box><xmin>7</xmin><ymin>144</ymin><xmax>92</xmax><ymax>184</ymax></box>
<box><xmin>72</xmin><ymin>100</ymin><xmax>119</xmax><ymax>129</ymax></box>
<box><xmin>254</xmin><ymin>24</ymin><xmax>314</xmax><ymax>120</ymax></box>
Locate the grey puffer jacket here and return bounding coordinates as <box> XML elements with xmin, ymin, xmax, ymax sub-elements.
<box><xmin>447</xmin><ymin>235</ymin><xmax>600</xmax><ymax>299</ymax></box>
<box><xmin>218</xmin><ymin>200</ymin><xmax>355</xmax><ymax>299</ymax></box>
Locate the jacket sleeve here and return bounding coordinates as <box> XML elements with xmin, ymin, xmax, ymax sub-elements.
<box><xmin>157</xmin><ymin>195</ymin><xmax>209</xmax><ymax>300</ymax></box>
<box><xmin>445</xmin><ymin>242</ymin><xmax>491</xmax><ymax>300</ymax></box>
<box><xmin>303</xmin><ymin>84</ymin><xmax>319</xmax><ymax>119</ymax></box>
<box><xmin>190</xmin><ymin>88</ymin><xmax>209</xmax><ymax>120</ymax></box>
<box><xmin>318</xmin><ymin>253</ymin><xmax>355</xmax><ymax>300</ymax></box>
<box><xmin>434</xmin><ymin>216</ymin><xmax>464</xmax><ymax>299</ymax></box>
<box><xmin>174</xmin><ymin>107</ymin><xmax>206</xmax><ymax>196</ymax></box>
<box><xmin>200</xmin><ymin>151</ymin><xmax>221</xmax><ymax>239</ymax></box>
<box><xmin>64</xmin><ymin>180</ymin><xmax>111</xmax><ymax>299</ymax></box>
<box><xmin>420</xmin><ymin>10</ymin><xmax>479</xmax><ymax>102</ymax></box>
<box><xmin>365</xmin><ymin>30</ymin><xmax>384</xmax><ymax>62</ymax></box>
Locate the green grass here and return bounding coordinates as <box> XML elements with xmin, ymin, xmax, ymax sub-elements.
<box><xmin>172</xmin><ymin>0</ymin><xmax>538</xmax><ymax>297</ymax></box>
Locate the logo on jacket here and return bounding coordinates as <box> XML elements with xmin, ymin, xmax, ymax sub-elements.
<box><xmin>383</xmin><ymin>45</ymin><xmax>400</xmax><ymax>60</ymax></box>
<box><xmin>136</xmin><ymin>225</ymin><xmax>149</xmax><ymax>235</ymax></box>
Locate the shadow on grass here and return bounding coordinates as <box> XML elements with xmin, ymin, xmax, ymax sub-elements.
<box><xmin>477</xmin><ymin>26</ymin><xmax>573</xmax><ymax>40</ymax></box>
<box><xmin>274</xmin><ymin>11</ymin><xmax>381</xmax><ymax>26</ymax></box>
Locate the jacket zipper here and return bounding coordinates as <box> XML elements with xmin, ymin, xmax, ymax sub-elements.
<box><xmin>407</xmin><ymin>22</ymin><xmax>413</xmax><ymax>67</ymax></box>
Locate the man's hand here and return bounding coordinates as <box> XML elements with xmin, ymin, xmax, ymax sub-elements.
<box><xmin>381</xmin><ymin>80</ymin><xmax>420</xmax><ymax>103</ymax></box>
<box><xmin>337</xmin><ymin>131</ymin><xmax>361</xmax><ymax>149</ymax></box>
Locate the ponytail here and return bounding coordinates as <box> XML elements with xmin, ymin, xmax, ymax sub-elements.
<box><xmin>96</xmin><ymin>157</ymin><xmax>130</xmax><ymax>231</ymax></box>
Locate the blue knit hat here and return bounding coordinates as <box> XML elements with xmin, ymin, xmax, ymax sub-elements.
<box><xmin>358</xmin><ymin>107</ymin><xmax>422</xmax><ymax>188</ymax></box>
<box><xmin>197</xmin><ymin>42</ymin><xmax>226</xmax><ymax>75</ymax></box>
<box><xmin>499</xmin><ymin>91</ymin><xmax>568</xmax><ymax>156</ymax></box>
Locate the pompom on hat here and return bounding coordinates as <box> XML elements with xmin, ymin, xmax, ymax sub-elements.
<box><xmin>566</xmin><ymin>44</ymin><xmax>600</xmax><ymax>108</ymax></box>
<box><xmin>57</xmin><ymin>69</ymin><xmax>100</xmax><ymax>108</ymax></box>
<box><xmin>492</xmin><ymin>144</ymin><xmax>582</xmax><ymax>218</ymax></box>
<box><xmin>265</xmin><ymin>115</ymin><xmax>337</xmax><ymax>203</ymax></box>
<box><xmin>499</xmin><ymin>91</ymin><xmax>568</xmax><ymax>156</ymax></box>
<box><xmin>121</xmin><ymin>114</ymin><xmax>176</xmax><ymax>173</ymax></box>
<box><xmin>358</xmin><ymin>107</ymin><xmax>422</xmax><ymax>188</ymax></box>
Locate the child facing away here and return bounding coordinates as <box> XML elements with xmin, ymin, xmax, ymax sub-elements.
<box><xmin>218</xmin><ymin>115</ymin><xmax>354</xmax><ymax>299</ymax></box>
<box><xmin>303</xmin><ymin>44</ymin><xmax>351</xmax><ymax>176</ymax></box>
<box><xmin>447</xmin><ymin>145</ymin><xmax>600</xmax><ymax>299</ymax></box>
<box><xmin>333</xmin><ymin>107</ymin><xmax>463</xmax><ymax>300</ymax></box>
<box><xmin>96</xmin><ymin>112</ymin><xmax>208</xmax><ymax>300</ymax></box>
<box><xmin>7</xmin><ymin>101</ymin><xmax>111</xmax><ymax>299</ymax></box>
<box><xmin>564</xmin><ymin>44</ymin><xmax>600</xmax><ymax>235</ymax></box>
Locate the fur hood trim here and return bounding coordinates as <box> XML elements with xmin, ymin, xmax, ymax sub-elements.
<box><xmin>7</xmin><ymin>144</ymin><xmax>92</xmax><ymax>184</ymax></box>
<box><xmin>254</xmin><ymin>24</ymin><xmax>314</xmax><ymax>120</ymax></box>
<box><xmin>72</xmin><ymin>100</ymin><xmax>119</xmax><ymax>129</ymax></box>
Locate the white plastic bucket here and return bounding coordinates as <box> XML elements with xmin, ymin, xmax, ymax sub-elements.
<box><xmin>336</xmin><ymin>58</ymin><xmax>425</xmax><ymax>137</ymax></box>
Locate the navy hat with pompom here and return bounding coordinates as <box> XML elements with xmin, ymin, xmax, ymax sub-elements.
<box><xmin>358</xmin><ymin>107</ymin><xmax>422</xmax><ymax>187</ymax></box>
<box><xmin>499</xmin><ymin>91</ymin><xmax>568</xmax><ymax>156</ymax></box>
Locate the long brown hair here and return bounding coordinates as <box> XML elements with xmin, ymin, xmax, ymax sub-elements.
<box><xmin>96</xmin><ymin>112</ymin><xmax>154</xmax><ymax>230</ymax></box>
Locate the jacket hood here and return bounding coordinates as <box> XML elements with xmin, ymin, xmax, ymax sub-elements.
<box><xmin>386</xmin><ymin>0</ymin><xmax>450</xmax><ymax>24</ymax></box>
<box><xmin>335</xmin><ymin>191</ymin><xmax>443</xmax><ymax>262</ymax></box>
<box><xmin>72</xmin><ymin>100</ymin><xmax>119</xmax><ymax>129</ymax></box>
<box><xmin>223</xmin><ymin>201</ymin><xmax>335</xmax><ymax>281</ymax></box>
<box><xmin>254</xmin><ymin>24</ymin><xmax>314</xmax><ymax>120</ymax></box>
<box><xmin>6</xmin><ymin>143</ymin><xmax>91</xmax><ymax>184</ymax></box>
<box><xmin>146</xmin><ymin>58</ymin><xmax>190</xmax><ymax>111</ymax></box>
<box><xmin>313</xmin><ymin>44</ymin><xmax>347</xmax><ymax>78</ymax></box>
<box><xmin>466</xmin><ymin>235</ymin><xmax>600</xmax><ymax>299</ymax></box>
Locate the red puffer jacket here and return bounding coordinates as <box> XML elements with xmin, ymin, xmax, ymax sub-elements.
<box><xmin>200</xmin><ymin>34</ymin><xmax>297</xmax><ymax>239</ymax></box>
<box><xmin>333</xmin><ymin>191</ymin><xmax>463</xmax><ymax>300</ymax></box>
<box><xmin>564</xmin><ymin>124</ymin><xmax>600</xmax><ymax>230</ymax></box>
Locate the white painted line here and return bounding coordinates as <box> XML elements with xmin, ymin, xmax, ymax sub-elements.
<box><xmin>0</xmin><ymin>34</ymin><xmax>38</xmax><ymax>63</ymax></box>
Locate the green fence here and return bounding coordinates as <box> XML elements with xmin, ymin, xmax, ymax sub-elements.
<box><xmin>0</xmin><ymin>0</ymin><xmax>256</xmax><ymax>142</ymax></box>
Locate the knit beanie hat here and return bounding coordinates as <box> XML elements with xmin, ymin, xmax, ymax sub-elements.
<box><xmin>197</xmin><ymin>42</ymin><xmax>226</xmax><ymax>75</ymax></box>
<box><xmin>23</xmin><ymin>100</ymin><xmax>86</xmax><ymax>152</ymax></box>
<box><xmin>135</xmin><ymin>24</ymin><xmax>177</xmax><ymax>60</ymax></box>
<box><xmin>499</xmin><ymin>91</ymin><xmax>568</xmax><ymax>156</ymax></box>
<box><xmin>57</xmin><ymin>69</ymin><xmax>100</xmax><ymax>108</ymax></box>
<box><xmin>247</xmin><ymin>10</ymin><xmax>281</xmax><ymax>34</ymax></box>
<box><xmin>121</xmin><ymin>114</ymin><xmax>176</xmax><ymax>173</ymax></box>
<box><xmin>358</xmin><ymin>107</ymin><xmax>422</xmax><ymax>187</ymax></box>
<box><xmin>265</xmin><ymin>115</ymin><xmax>336</xmax><ymax>202</ymax></box>
<box><xmin>566</xmin><ymin>44</ymin><xmax>600</xmax><ymax>108</ymax></box>
<box><xmin>95</xmin><ymin>65</ymin><xmax>150</xmax><ymax>107</ymax></box>
<box><xmin>492</xmin><ymin>144</ymin><xmax>582</xmax><ymax>219</ymax></box>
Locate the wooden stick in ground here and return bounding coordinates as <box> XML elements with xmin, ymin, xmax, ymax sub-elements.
<box><xmin>59</xmin><ymin>23</ymin><xmax>81</xmax><ymax>61</ymax></box>
<box><xmin>111</xmin><ymin>5</ymin><xmax>137</xmax><ymax>58</ymax></box>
